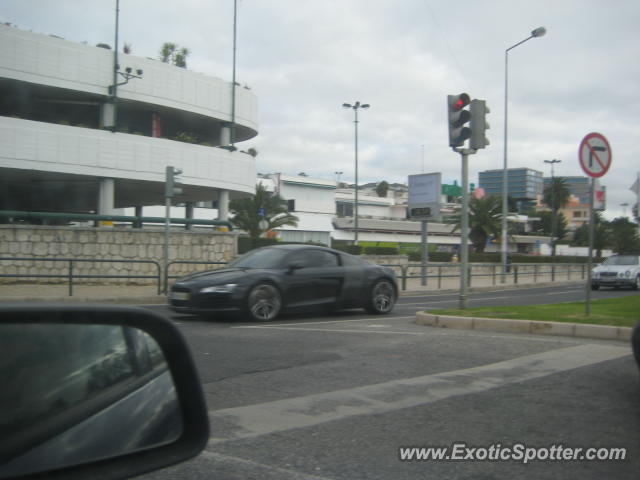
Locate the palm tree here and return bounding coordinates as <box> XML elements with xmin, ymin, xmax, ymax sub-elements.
<box><xmin>543</xmin><ymin>177</ymin><xmax>571</xmax><ymax>255</ymax></box>
<box><xmin>543</xmin><ymin>177</ymin><xmax>571</xmax><ymax>213</ymax></box>
<box><xmin>451</xmin><ymin>196</ymin><xmax>503</xmax><ymax>253</ymax></box>
<box><xmin>229</xmin><ymin>183</ymin><xmax>298</xmax><ymax>239</ymax></box>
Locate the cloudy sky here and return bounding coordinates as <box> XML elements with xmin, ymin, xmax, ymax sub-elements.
<box><xmin>3</xmin><ymin>0</ymin><xmax>639</xmax><ymax>219</ymax></box>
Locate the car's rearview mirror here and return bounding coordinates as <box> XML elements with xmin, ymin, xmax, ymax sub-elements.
<box><xmin>0</xmin><ymin>305</ymin><xmax>209</xmax><ymax>480</ymax></box>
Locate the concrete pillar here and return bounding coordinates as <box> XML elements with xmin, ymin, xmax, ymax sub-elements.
<box><xmin>98</xmin><ymin>178</ymin><xmax>115</xmax><ymax>215</ymax></box>
<box><xmin>134</xmin><ymin>205</ymin><xmax>143</xmax><ymax>228</ymax></box>
<box><xmin>101</xmin><ymin>102</ymin><xmax>115</xmax><ymax>130</ymax></box>
<box><xmin>185</xmin><ymin>202</ymin><xmax>195</xmax><ymax>230</ymax></box>
<box><xmin>218</xmin><ymin>190</ymin><xmax>229</xmax><ymax>221</ymax></box>
<box><xmin>220</xmin><ymin>125</ymin><xmax>231</xmax><ymax>146</ymax></box>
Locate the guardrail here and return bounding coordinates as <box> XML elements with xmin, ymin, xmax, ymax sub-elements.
<box><xmin>382</xmin><ymin>263</ymin><xmax>587</xmax><ymax>290</ymax></box>
<box><xmin>1</xmin><ymin>257</ymin><xmax>588</xmax><ymax>297</ymax></box>
<box><xmin>0</xmin><ymin>257</ymin><xmax>162</xmax><ymax>296</ymax></box>
<box><xmin>164</xmin><ymin>260</ymin><xmax>229</xmax><ymax>294</ymax></box>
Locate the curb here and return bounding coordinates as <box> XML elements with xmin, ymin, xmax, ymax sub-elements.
<box><xmin>415</xmin><ymin>312</ymin><xmax>632</xmax><ymax>343</ymax></box>
<box><xmin>0</xmin><ymin>296</ymin><xmax>167</xmax><ymax>305</ymax></box>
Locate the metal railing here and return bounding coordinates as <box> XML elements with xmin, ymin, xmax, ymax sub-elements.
<box><xmin>0</xmin><ymin>210</ymin><xmax>234</xmax><ymax>230</ymax></box>
<box><xmin>382</xmin><ymin>263</ymin><xmax>587</xmax><ymax>290</ymax></box>
<box><xmin>164</xmin><ymin>260</ymin><xmax>228</xmax><ymax>293</ymax></box>
<box><xmin>0</xmin><ymin>257</ymin><xmax>162</xmax><ymax>296</ymax></box>
<box><xmin>1</xmin><ymin>257</ymin><xmax>588</xmax><ymax>297</ymax></box>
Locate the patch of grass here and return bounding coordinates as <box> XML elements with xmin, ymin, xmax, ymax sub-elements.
<box><xmin>428</xmin><ymin>295</ymin><xmax>640</xmax><ymax>328</ymax></box>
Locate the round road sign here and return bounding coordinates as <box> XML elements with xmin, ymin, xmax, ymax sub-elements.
<box><xmin>578</xmin><ymin>132</ymin><xmax>612</xmax><ymax>178</ymax></box>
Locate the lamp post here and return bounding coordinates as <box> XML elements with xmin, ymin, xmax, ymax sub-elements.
<box><xmin>342</xmin><ymin>101</ymin><xmax>370</xmax><ymax>246</ymax></box>
<box><xmin>502</xmin><ymin>27</ymin><xmax>546</xmax><ymax>277</ymax></box>
<box><xmin>544</xmin><ymin>159</ymin><xmax>561</xmax><ymax>255</ymax></box>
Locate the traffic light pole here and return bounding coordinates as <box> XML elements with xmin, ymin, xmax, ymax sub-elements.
<box><xmin>457</xmin><ymin>148</ymin><xmax>475</xmax><ymax>309</ymax></box>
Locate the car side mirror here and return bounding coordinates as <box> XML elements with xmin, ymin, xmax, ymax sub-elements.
<box><xmin>0</xmin><ymin>305</ymin><xmax>209</xmax><ymax>480</ymax></box>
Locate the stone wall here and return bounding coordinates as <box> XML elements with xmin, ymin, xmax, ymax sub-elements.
<box><xmin>0</xmin><ymin>225</ymin><xmax>237</xmax><ymax>285</ymax></box>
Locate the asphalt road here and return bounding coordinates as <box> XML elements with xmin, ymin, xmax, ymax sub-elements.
<box><xmin>139</xmin><ymin>285</ymin><xmax>640</xmax><ymax>479</ymax></box>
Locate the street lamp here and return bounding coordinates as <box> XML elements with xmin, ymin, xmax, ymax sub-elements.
<box><xmin>544</xmin><ymin>159</ymin><xmax>561</xmax><ymax>255</ymax></box>
<box><xmin>502</xmin><ymin>27</ymin><xmax>546</xmax><ymax>276</ymax></box>
<box><xmin>335</xmin><ymin>171</ymin><xmax>344</xmax><ymax>184</ymax></box>
<box><xmin>342</xmin><ymin>101</ymin><xmax>370</xmax><ymax>246</ymax></box>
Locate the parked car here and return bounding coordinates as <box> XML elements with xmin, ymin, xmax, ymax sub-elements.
<box><xmin>169</xmin><ymin>244</ymin><xmax>398</xmax><ymax>321</ymax></box>
<box><xmin>591</xmin><ymin>254</ymin><xmax>640</xmax><ymax>290</ymax></box>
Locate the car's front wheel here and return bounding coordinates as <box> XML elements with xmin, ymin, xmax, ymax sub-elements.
<box><xmin>246</xmin><ymin>283</ymin><xmax>281</xmax><ymax>321</ymax></box>
<box><xmin>365</xmin><ymin>279</ymin><xmax>396</xmax><ymax>314</ymax></box>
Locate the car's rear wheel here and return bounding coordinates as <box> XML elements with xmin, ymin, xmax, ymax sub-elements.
<box><xmin>246</xmin><ymin>283</ymin><xmax>281</xmax><ymax>321</ymax></box>
<box><xmin>365</xmin><ymin>279</ymin><xmax>396</xmax><ymax>314</ymax></box>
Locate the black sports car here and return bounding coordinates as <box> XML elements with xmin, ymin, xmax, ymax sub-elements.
<box><xmin>168</xmin><ymin>244</ymin><xmax>397</xmax><ymax>321</ymax></box>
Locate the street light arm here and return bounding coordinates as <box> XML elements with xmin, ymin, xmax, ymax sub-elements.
<box><xmin>501</xmin><ymin>26</ymin><xmax>547</xmax><ymax>275</ymax></box>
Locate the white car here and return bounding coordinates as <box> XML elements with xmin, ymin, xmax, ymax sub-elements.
<box><xmin>591</xmin><ymin>254</ymin><xmax>640</xmax><ymax>290</ymax></box>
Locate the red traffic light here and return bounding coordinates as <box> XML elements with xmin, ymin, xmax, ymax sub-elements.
<box><xmin>452</xmin><ymin>93</ymin><xmax>470</xmax><ymax>111</ymax></box>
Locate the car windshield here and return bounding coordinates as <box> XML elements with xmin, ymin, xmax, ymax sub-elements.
<box><xmin>603</xmin><ymin>256</ymin><xmax>639</xmax><ymax>266</ymax></box>
<box><xmin>228</xmin><ymin>248</ymin><xmax>289</xmax><ymax>269</ymax></box>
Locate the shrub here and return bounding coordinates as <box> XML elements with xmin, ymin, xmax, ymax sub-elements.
<box><xmin>363</xmin><ymin>246</ymin><xmax>399</xmax><ymax>256</ymax></box>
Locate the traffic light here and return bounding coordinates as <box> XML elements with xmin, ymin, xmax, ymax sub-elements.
<box><xmin>447</xmin><ymin>93</ymin><xmax>471</xmax><ymax>148</ymax></box>
<box><xmin>165</xmin><ymin>166</ymin><xmax>183</xmax><ymax>198</ymax></box>
<box><xmin>470</xmin><ymin>99</ymin><xmax>490</xmax><ymax>150</ymax></box>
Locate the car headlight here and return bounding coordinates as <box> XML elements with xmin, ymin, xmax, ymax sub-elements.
<box><xmin>625</xmin><ymin>270</ymin><xmax>631</xmax><ymax>278</ymax></box>
<box><xmin>200</xmin><ymin>284</ymin><xmax>238</xmax><ymax>294</ymax></box>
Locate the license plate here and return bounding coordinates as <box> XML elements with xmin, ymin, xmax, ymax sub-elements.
<box><xmin>171</xmin><ymin>291</ymin><xmax>190</xmax><ymax>301</ymax></box>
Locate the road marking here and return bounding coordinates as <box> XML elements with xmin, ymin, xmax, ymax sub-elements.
<box><xmin>241</xmin><ymin>326</ymin><xmax>428</xmax><ymax>336</ymax></box>
<box><xmin>199</xmin><ymin>451</ymin><xmax>334</xmax><ymax>480</ymax></box>
<box><xmin>233</xmin><ymin>316</ymin><xmax>415</xmax><ymax>329</ymax></box>
<box><xmin>207</xmin><ymin>344</ymin><xmax>629</xmax><ymax>443</ymax></box>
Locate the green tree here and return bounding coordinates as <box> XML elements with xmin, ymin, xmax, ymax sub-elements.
<box><xmin>543</xmin><ymin>177</ymin><xmax>571</xmax><ymax>255</ymax></box>
<box><xmin>572</xmin><ymin>211</ymin><xmax>610</xmax><ymax>258</ymax></box>
<box><xmin>160</xmin><ymin>42</ymin><xmax>190</xmax><ymax>68</ymax></box>
<box><xmin>533</xmin><ymin>210</ymin><xmax>569</xmax><ymax>243</ymax></box>
<box><xmin>608</xmin><ymin>217</ymin><xmax>640</xmax><ymax>254</ymax></box>
<box><xmin>375</xmin><ymin>181</ymin><xmax>389</xmax><ymax>198</ymax></box>
<box><xmin>229</xmin><ymin>183</ymin><xmax>299</xmax><ymax>239</ymax></box>
<box><xmin>451</xmin><ymin>196</ymin><xmax>503</xmax><ymax>253</ymax></box>
<box><xmin>543</xmin><ymin>177</ymin><xmax>571</xmax><ymax>213</ymax></box>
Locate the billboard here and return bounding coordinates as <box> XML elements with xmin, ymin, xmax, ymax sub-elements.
<box><xmin>408</xmin><ymin>173</ymin><xmax>441</xmax><ymax>220</ymax></box>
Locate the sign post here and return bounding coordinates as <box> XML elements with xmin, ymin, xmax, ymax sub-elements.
<box><xmin>408</xmin><ymin>173</ymin><xmax>442</xmax><ymax>286</ymax></box>
<box><xmin>579</xmin><ymin>132</ymin><xmax>612</xmax><ymax>316</ymax></box>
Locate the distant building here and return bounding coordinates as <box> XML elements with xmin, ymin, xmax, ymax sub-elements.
<box><xmin>478</xmin><ymin>168</ymin><xmax>544</xmax><ymax>213</ymax></box>
<box><xmin>256</xmin><ymin>173</ymin><xmax>549</xmax><ymax>254</ymax></box>
<box><xmin>0</xmin><ymin>25</ymin><xmax>258</xmax><ymax>221</ymax></box>
<box><xmin>540</xmin><ymin>176</ymin><xmax>606</xmax><ymax>231</ymax></box>
<box><xmin>543</xmin><ymin>176</ymin><xmax>590</xmax><ymax>204</ymax></box>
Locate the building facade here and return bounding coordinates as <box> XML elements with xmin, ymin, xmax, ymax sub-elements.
<box><xmin>0</xmin><ymin>25</ymin><xmax>258</xmax><ymax>221</ymax></box>
<box><xmin>479</xmin><ymin>168</ymin><xmax>543</xmax><ymax>213</ymax></box>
